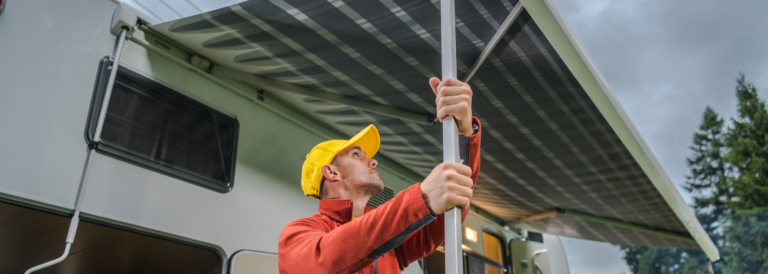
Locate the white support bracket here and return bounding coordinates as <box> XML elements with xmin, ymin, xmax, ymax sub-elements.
<box><xmin>110</xmin><ymin>2</ymin><xmax>140</xmax><ymax>37</ymax></box>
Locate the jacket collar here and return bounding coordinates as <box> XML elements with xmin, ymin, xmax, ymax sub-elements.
<box><xmin>318</xmin><ymin>199</ymin><xmax>373</xmax><ymax>224</ymax></box>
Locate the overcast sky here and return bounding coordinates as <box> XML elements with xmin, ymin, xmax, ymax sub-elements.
<box><xmin>551</xmin><ymin>0</ymin><xmax>768</xmax><ymax>273</ymax></box>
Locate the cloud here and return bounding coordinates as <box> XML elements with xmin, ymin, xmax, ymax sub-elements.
<box><xmin>553</xmin><ymin>0</ymin><xmax>768</xmax><ymax>203</ymax></box>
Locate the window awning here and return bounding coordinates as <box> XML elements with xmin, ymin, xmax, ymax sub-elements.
<box><xmin>141</xmin><ymin>0</ymin><xmax>718</xmax><ymax>260</ymax></box>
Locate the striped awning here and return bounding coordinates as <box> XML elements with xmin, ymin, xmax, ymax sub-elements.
<box><xmin>145</xmin><ymin>0</ymin><xmax>717</xmax><ymax>259</ymax></box>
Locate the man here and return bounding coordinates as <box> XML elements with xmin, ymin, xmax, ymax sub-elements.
<box><xmin>278</xmin><ymin>77</ymin><xmax>481</xmax><ymax>273</ymax></box>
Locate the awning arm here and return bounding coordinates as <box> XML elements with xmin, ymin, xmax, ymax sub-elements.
<box><xmin>508</xmin><ymin>208</ymin><xmax>696</xmax><ymax>243</ymax></box>
<box><xmin>462</xmin><ymin>1</ymin><xmax>524</xmax><ymax>83</ymax></box>
<box><xmin>211</xmin><ymin>66</ymin><xmax>436</xmax><ymax>125</ymax></box>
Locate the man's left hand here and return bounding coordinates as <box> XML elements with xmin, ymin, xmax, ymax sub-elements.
<box><xmin>429</xmin><ymin>77</ymin><xmax>474</xmax><ymax>136</ymax></box>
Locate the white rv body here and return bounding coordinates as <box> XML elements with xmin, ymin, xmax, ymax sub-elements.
<box><xmin>1</xmin><ymin>1</ymin><xmax>550</xmax><ymax>273</ymax></box>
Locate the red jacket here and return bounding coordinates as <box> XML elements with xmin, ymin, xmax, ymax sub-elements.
<box><xmin>279</xmin><ymin>118</ymin><xmax>481</xmax><ymax>274</ymax></box>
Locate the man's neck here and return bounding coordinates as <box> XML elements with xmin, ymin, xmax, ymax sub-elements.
<box><xmin>323</xmin><ymin>186</ymin><xmax>371</xmax><ymax>218</ymax></box>
<box><xmin>350</xmin><ymin>195</ymin><xmax>370</xmax><ymax>218</ymax></box>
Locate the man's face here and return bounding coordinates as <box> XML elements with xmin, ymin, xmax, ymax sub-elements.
<box><xmin>333</xmin><ymin>145</ymin><xmax>383</xmax><ymax>197</ymax></box>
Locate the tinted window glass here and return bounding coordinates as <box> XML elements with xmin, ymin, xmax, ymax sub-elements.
<box><xmin>86</xmin><ymin>58</ymin><xmax>238</xmax><ymax>192</ymax></box>
<box><xmin>1</xmin><ymin>201</ymin><xmax>222</xmax><ymax>274</ymax></box>
<box><xmin>482</xmin><ymin>232</ymin><xmax>504</xmax><ymax>274</ymax></box>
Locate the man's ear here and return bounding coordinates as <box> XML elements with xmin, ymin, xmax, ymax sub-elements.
<box><xmin>321</xmin><ymin>164</ymin><xmax>341</xmax><ymax>183</ymax></box>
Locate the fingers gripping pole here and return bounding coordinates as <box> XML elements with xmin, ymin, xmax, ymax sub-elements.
<box><xmin>440</xmin><ymin>0</ymin><xmax>463</xmax><ymax>273</ymax></box>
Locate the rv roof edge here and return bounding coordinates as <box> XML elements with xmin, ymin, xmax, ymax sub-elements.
<box><xmin>210</xmin><ymin>65</ymin><xmax>435</xmax><ymax>125</ymax></box>
<box><xmin>520</xmin><ymin>0</ymin><xmax>719</xmax><ymax>260</ymax></box>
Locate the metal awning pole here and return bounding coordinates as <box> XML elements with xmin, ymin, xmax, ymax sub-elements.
<box><xmin>440</xmin><ymin>0</ymin><xmax>462</xmax><ymax>273</ymax></box>
<box><xmin>463</xmin><ymin>1</ymin><xmax>524</xmax><ymax>83</ymax></box>
<box><xmin>23</xmin><ymin>27</ymin><xmax>129</xmax><ymax>274</ymax></box>
<box><xmin>94</xmin><ymin>27</ymin><xmax>129</xmax><ymax>143</ymax></box>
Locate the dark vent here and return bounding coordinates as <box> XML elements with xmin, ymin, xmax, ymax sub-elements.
<box><xmin>527</xmin><ymin>231</ymin><xmax>544</xmax><ymax>243</ymax></box>
<box><xmin>85</xmin><ymin>58</ymin><xmax>239</xmax><ymax>193</ymax></box>
<box><xmin>367</xmin><ymin>186</ymin><xmax>394</xmax><ymax>208</ymax></box>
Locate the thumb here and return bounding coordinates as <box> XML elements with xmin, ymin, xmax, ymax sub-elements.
<box><xmin>429</xmin><ymin>77</ymin><xmax>441</xmax><ymax>96</ymax></box>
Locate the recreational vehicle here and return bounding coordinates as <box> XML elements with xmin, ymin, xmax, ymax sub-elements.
<box><xmin>0</xmin><ymin>0</ymin><xmax>718</xmax><ymax>273</ymax></box>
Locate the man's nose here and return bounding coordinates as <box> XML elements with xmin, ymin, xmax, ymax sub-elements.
<box><xmin>368</xmin><ymin>158</ymin><xmax>378</xmax><ymax>169</ymax></box>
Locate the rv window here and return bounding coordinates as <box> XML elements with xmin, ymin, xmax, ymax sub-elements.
<box><xmin>1</xmin><ymin>201</ymin><xmax>223</xmax><ymax>273</ymax></box>
<box><xmin>85</xmin><ymin>58</ymin><xmax>239</xmax><ymax>193</ymax></box>
<box><xmin>482</xmin><ymin>232</ymin><xmax>505</xmax><ymax>274</ymax></box>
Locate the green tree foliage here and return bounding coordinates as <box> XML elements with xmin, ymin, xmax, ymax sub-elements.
<box><xmin>685</xmin><ymin>107</ymin><xmax>732</xmax><ymax>221</ymax></box>
<box><xmin>721</xmin><ymin>208</ymin><xmax>768</xmax><ymax>274</ymax></box>
<box><xmin>620</xmin><ymin>246</ymin><xmax>683</xmax><ymax>274</ymax></box>
<box><xmin>725</xmin><ymin>74</ymin><xmax>768</xmax><ymax>210</ymax></box>
<box><xmin>621</xmin><ymin>75</ymin><xmax>768</xmax><ymax>274</ymax></box>
<box><xmin>718</xmin><ymin>75</ymin><xmax>768</xmax><ymax>273</ymax></box>
<box><xmin>620</xmin><ymin>245</ymin><xmax>712</xmax><ymax>274</ymax></box>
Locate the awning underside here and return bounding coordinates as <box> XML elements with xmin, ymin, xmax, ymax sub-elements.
<box><xmin>152</xmin><ymin>0</ymin><xmax>697</xmax><ymax>248</ymax></box>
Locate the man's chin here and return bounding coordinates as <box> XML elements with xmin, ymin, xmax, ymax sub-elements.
<box><xmin>359</xmin><ymin>179</ymin><xmax>385</xmax><ymax>197</ymax></box>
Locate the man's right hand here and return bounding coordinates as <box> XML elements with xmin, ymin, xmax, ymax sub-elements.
<box><xmin>419</xmin><ymin>162</ymin><xmax>473</xmax><ymax>215</ymax></box>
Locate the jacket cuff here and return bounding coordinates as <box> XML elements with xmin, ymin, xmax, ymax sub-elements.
<box><xmin>409</xmin><ymin>183</ymin><xmax>435</xmax><ymax>218</ymax></box>
<box><xmin>469</xmin><ymin>116</ymin><xmax>481</xmax><ymax>138</ymax></box>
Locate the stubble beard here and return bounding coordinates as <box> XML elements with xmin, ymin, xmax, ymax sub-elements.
<box><xmin>357</xmin><ymin>176</ymin><xmax>384</xmax><ymax>197</ymax></box>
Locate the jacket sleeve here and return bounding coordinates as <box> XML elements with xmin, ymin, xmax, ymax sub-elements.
<box><xmin>278</xmin><ymin>183</ymin><xmax>437</xmax><ymax>274</ymax></box>
<box><xmin>393</xmin><ymin>117</ymin><xmax>482</xmax><ymax>270</ymax></box>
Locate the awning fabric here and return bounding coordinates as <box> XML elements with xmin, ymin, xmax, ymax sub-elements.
<box><xmin>148</xmin><ymin>0</ymin><xmax>716</xmax><ymax>255</ymax></box>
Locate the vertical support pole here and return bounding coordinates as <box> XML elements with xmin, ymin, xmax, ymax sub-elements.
<box><xmin>93</xmin><ymin>27</ymin><xmax>129</xmax><ymax>143</ymax></box>
<box><xmin>440</xmin><ymin>0</ymin><xmax>462</xmax><ymax>273</ymax></box>
<box><xmin>23</xmin><ymin>27</ymin><xmax>128</xmax><ymax>274</ymax></box>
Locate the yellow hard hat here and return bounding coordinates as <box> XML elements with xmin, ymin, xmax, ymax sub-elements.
<box><xmin>302</xmin><ymin>124</ymin><xmax>380</xmax><ymax>199</ymax></box>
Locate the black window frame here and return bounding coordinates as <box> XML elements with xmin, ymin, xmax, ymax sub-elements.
<box><xmin>84</xmin><ymin>58</ymin><xmax>239</xmax><ymax>193</ymax></box>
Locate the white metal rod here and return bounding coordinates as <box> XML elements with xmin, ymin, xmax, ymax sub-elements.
<box><xmin>93</xmin><ymin>27</ymin><xmax>129</xmax><ymax>142</ymax></box>
<box><xmin>463</xmin><ymin>1</ymin><xmax>524</xmax><ymax>83</ymax></box>
<box><xmin>24</xmin><ymin>148</ymin><xmax>95</xmax><ymax>273</ymax></box>
<box><xmin>441</xmin><ymin>0</ymin><xmax>463</xmax><ymax>273</ymax></box>
<box><xmin>24</xmin><ymin>243</ymin><xmax>72</xmax><ymax>274</ymax></box>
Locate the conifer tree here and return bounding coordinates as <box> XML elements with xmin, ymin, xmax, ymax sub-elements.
<box><xmin>685</xmin><ymin>107</ymin><xmax>731</xmax><ymax>220</ymax></box>
<box><xmin>679</xmin><ymin>106</ymin><xmax>729</xmax><ymax>273</ymax></box>
<box><xmin>724</xmin><ymin>74</ymin><xmax>768</xmax><ymax>210</ymax></box>
<box><xmin>721</xmin><ymin>74</ymin><xmax>768</xmax><ymax>273</ymax></box>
